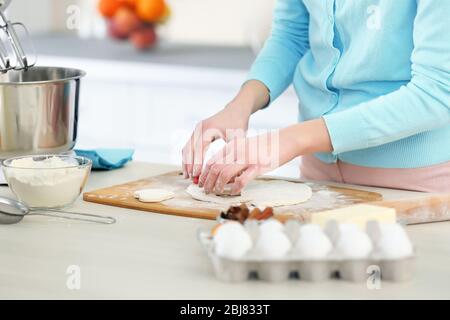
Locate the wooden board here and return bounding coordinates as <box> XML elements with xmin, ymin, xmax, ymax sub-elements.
<box><xmin>83</xmin><ymin>171</ymin><xmax>450</xmax><ymax>224</ymax></box>
<box><xmin>83</xmin><ymin>171</ymin><xmax>381</xmax><ymax>219</ymax></box>
<box><xmin>373</xmin><ymin>195</ymin><xmax>450</xmax><ymax>225</ymax></box>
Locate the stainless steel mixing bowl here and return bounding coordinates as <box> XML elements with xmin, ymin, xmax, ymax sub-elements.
<box><xmin>0</xmin><ymin>66</ymin><xmax>86</xmax><ymax>159</ymax></box>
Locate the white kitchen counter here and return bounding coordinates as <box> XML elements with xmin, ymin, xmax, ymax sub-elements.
<box><xmin>33</xmin><ymin>34</ymin><xmax>256</xmax><ymax>70</ymax></box>
<box><xmin>1</xmin><ymin>162</ymin><xmax>449</xmax><ymax>299</ymax></box>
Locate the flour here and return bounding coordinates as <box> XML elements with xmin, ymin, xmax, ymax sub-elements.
<box><xmin>6</xmin><ymin>156</ymin><xmax>88</xmax><ymax>208</ymax></box>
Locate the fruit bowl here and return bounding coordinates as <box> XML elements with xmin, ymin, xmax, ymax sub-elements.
<box><xmin>98</xmin><ymin>0</ymin><xmax>171</xmax><ymax>50</ymax></box>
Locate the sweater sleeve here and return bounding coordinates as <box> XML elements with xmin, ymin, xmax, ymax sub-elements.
<box><xmin>323</xmin><ymin>0</ymin><xmax>450</xmax><ymax>155</ymax></box>
<box><xmin>247</xmin><ymin>0</ymin><xmax>310</xmax><ymax>103</ymax></box>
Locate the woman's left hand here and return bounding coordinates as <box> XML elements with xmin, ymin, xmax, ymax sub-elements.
<box><xmin>198</xmin><ymin>118</ymin><xmax>333</xmax><ymax>195</ymax></box>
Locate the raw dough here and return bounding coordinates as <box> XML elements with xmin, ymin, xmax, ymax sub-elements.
<box><xmin>186</xmin><ymin>180</ymin><xmax>313</xmax><ymax>207</ymax></box>
<box><xmin>134</xmin><ymin>189</ymin><xmax>175</xmax><ymax>203</ymax></box>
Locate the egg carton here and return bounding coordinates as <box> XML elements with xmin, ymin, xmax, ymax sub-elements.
<box><xmin>198</xmin><ymin>220</ymin><xmax>415</xmax><ymax>283</ymax></box>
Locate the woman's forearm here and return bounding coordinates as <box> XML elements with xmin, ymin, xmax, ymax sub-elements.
<box><xmin>226</xmin><ymin>80</ymin><xmax>270</xmax><ymax>117</ymax></box>
<box><xmin>280</xmin><ymin>118</ymin><xmax>333</xmax><ymax>162</ymax></box>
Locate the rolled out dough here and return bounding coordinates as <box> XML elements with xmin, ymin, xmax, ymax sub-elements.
<box><xmin>134</xmin><ymin>189</ymin><xmax>175</xmax><ymax>203</ymax></box>
<box><xmin>186</xmin><ymin>180</ymin><xmax>313</xmax><ymax>207</ymax></box>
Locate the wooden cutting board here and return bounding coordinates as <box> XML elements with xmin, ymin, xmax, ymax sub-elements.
<box><xmin>83</xmin><ymin>171</ymin><xmax>450</xmax><ymax>224</ymax></box>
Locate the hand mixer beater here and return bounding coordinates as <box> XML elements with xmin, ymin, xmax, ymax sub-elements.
<box><xmin>0</xmin><ymin>0</ymin><xmax>36</xmax><ymax>72</ymax></box>
<box><xmin>0</xmin><ymin>1</ymin><xmax>116</xmax><ymax>225</ymax></box>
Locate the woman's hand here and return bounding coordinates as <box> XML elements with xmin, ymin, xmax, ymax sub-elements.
<box><xmin>199</xmin><ymin>118</ymin><xmax>333</xmax><ymax>195</ymax></box>
<box><xmin>182</xmin><ymin>80</ymin><xmax>270</xmax><ymax>179</ymax></box>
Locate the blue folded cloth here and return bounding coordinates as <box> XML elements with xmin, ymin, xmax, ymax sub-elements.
<box><xmin>75</xmin><ymin>149</ymin><xmax>134</xmax><ymax>170</ymax></box>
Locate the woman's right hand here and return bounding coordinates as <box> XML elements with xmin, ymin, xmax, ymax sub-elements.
<box><xmin>182</xmin><ymin>80</ymin><xmax>270</xmax><ymax>180</ymax></box>
<box><xmin>182</xmin><ymin>102</ymin><xmax>250</xmax><ymax>180</ymax></box>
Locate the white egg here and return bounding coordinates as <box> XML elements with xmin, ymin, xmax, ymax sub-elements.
<box><xmin>336</xmin><ymin>229</ymin><xmax>373</xmax><ymax>259</ymax></box>
<box><xmin>214</xmin><ymin>222</ymin><xmax>246</xmax><ymax>243</ymax></box>
<box><xmin>377</xmin><ymin>234</ymin><xmax>413</xmax><ymax>259</ymax></box>
<box><xmin>379</xmin><ymin>223</ymin><xmax>408</xmax><ymax>238</ymax></box>
<box><xmin>259</xmin><ymin>219</ymin><xmax>284</xmax><ymax>234</ymax></box>
<box><xmin>254</xmin><ymin>231</ymin><xmax>292</xmax><ymax>259</ymax></box>
<box><xmin>294</xmin><ymin>225</ymin><xmax>333</xmax><ymax>259</ymax></box>
<box><xmin>213</xmin><ymin>222</ymin><xmax>253</xmax><ymax>259</ymax></box>
<box><xmin>298</xmin><ymin>224</ymin><xmax>323</xmax><ymax>235</ymax></box>
<box><xmin>338</xmin><ymin>223</ymin><xmax>360</xmax><ymax>234</ymax></box>
<box><xmin>376</xmin><ymin>224</ymin><xmax>413</xmax><ymax>259</ymax></box>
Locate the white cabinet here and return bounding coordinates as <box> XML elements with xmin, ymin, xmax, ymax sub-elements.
<box><xmin>39</xmin><ymin>56</ymin><xmax>301</xmax><ymax>177</ymax></box>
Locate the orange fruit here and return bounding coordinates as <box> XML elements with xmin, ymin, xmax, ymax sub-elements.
<box><xmin>98</xmin><ymin>0</ymin><xmax>123</xmax><ymax>18</ymax></box>
<box><xmin>136</xmin><ymin>0</ymin><xmax>166</xmax><ymax>22</ymax></box>
<box><xmin>130</xmin><ymin>26</ymin><xmax>157</xmax><ymax>50</ymax></box>
<box><xmin>112</xmin><ymin>6</ymin><xmax>142</xmax><ymax>37</ymax></box>
<box><xmin>157</xmin><ymin>4</ymin><xmax>171</xmax><ymax>23</ymax></box>
<box><xmin>121</xmin><ymin>0</ymin><xmax>137</xmax><ymax>9</ymax></box>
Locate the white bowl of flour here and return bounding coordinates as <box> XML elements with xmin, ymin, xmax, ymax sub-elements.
<box><xmin>2</xmin><ymin>155</ymin><xmax>92</xmax><ymax>209</ymax></box>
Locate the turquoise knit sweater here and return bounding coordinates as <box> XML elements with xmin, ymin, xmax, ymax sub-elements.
<box><xmin>248</xmin><ymin>0</ymin><xmax>450</xmax><ymax>168</ymax></box>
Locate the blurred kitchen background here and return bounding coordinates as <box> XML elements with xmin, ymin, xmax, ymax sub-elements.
<box><xmin>7</xmin><ymin>0</ymin><xmax>299</xmax><ymax>177</ymax></box>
